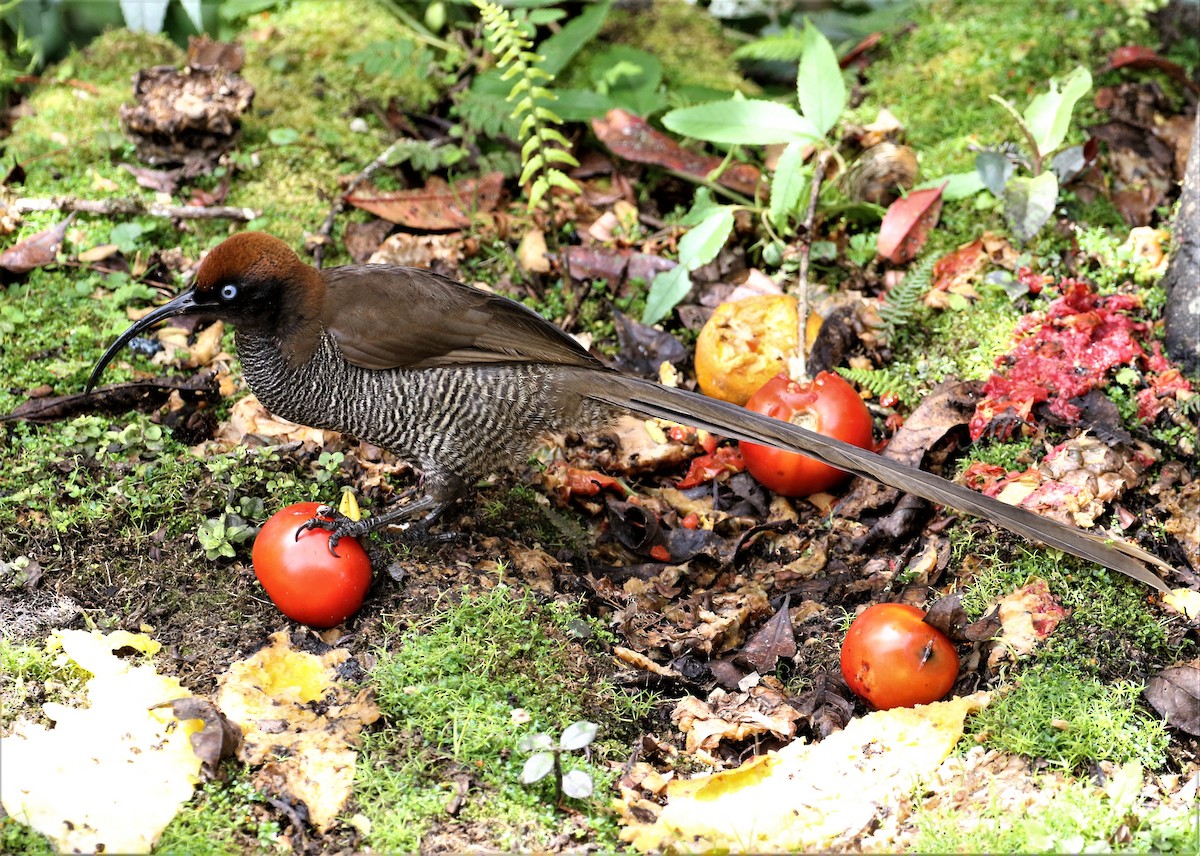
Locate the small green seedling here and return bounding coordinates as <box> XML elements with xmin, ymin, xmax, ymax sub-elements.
<box><xmin>517</xmin><ymin>720</ymin><xmax>597</xmax><ymax>803</ymax></box>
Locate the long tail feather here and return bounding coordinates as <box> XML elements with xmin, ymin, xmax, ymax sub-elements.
<box><xmin>584</xmin><ymin>374</ymin><xmax>1173</xmax><ymax>593</ymax></box>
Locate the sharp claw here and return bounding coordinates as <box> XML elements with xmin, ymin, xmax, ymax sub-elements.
<box><xmin>296</xmin><ymin>519</ymin><xmax>314</xmax><ymax>541</ymax></box>
<box><xmin>327</xmin><ymin>534</ymin><xmax>342</xmax><ymax>558</ymax></box>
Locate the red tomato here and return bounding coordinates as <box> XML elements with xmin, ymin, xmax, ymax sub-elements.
<box><xmin>739</xmin><ymin>372</ymin><xmax>874</xmax><ymax>496</ymax></box>
<box><xmin>252</xmin><ymin>502</ymin><xmax>372</xmax><ymax>628</ymax></box>
<box><xmin>840</xmin><ymin>603</ymin><xmax>959</xmax><ymax>709</ymax></box>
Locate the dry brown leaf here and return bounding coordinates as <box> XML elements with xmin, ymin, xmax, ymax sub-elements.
<box><xmin>672</xmin><ymin>682</ymin><xmax>802</xmax><ymax>753</ymax></box>
<box><xmin>516</xmin><ymin>228</ymin><xmax>551</xmax><ymax>273</ymax></box>
<box><xmin>367</xmin><ymin>231</ymin><xmax>465</xmax><ymax>272</ymax></box>
<box><xmin>345</xmin><ymin>173</ymin><xmax>504</xmax><ymax>230</ymax></box>
<box><xmin>213</xmin><ymin>394</ymin><xmax>337</xmax><ymax>448</ymax></box>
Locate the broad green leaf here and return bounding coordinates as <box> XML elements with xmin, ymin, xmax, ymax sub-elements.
<box><xmin>917</xmin><ymin>170</ymin><xmax>987</xmax><ymax>201</ymax></box>
<box><xmin>519</xmin><ymin>752</ymin><xmax>555</xmax><ymax>784</ymax></box>
<box><xmin>559</xmin><ymin>721</ymin><xmax>598</xmax><ymax>751</ymax></box>
<box><xmin>562</xmin><ymin>769</ymin><xmax>594</xmax><ymax>798</ymax></box>
<box><xmin>517</xmin><ymin>733</ymin><xmax>554</xmax><ymax>753</ymax></box>
<box><xmin>769</xmin><ymin>141</ymin><xmax>809</xmax><ymax>226</ymax></box>
<box><xmin>268</xmin><ymin>128</ymin><xmax>299</xmax><ymax>146</ymax></box>
<box><xmin>975</xmin><ymin>151</ymin><xmax>1014</xmax><ymax>196</ymax></box>
<box><xmin>642</xmin><ymin>265</ymin><xmax>691</xmax><ymax>325</ymax></box>
<box><xmin>553</xmin><ymin>88</ymin><xmax>616</xmax><ymax>122</ymax></box>
<box><xmin>590</xmin><ymin>46</ymin><xmax>666</xmax><ymax>117</ymax></box>
<box><xmin>797</xmin><ymin>22</ymin><xmax>844</xmax><ymax>137</ymax></box>
<box><xmin>1022</xmin><ymin>66</ymin><xmax>1091</xmax><ymax>157</ymax></box>
<box><xmin>1050</xmin><ymin>144</ymin><xmax>1086</xmax><ymax>183</ymax></box>
<box><xmin>678</xmin><ymin>208</ymin><xmax>735</xmax><ymax>270</ymax></box>
<box><xmin>1002</xmin><ymin>171</ymin><xmax>1059</xmax><ymax>242</ymax></box>
<box><xmin>538</xmin><ymin>0</ymin><xmax>611</xmax><ymax>75</ymax></box>
<box><xmin>119</xmin><ymin>0</ymin><xmax>169</xmax><ymax>33</ymax></box>
<box><xmin>110</xmin><ymin>222</ymin><xmax>148</xmax><ymax>253</ymax></box>
<box><xmin>662</xmin><ymin>100</ymin><xmax>818</xmax><ymax>145</ymax></box>
<box><xmin>679</xmin><ymin>187</ymin><xmax>719</xmax><ymax>226</ymax></box>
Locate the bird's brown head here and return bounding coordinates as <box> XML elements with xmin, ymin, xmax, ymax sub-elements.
<box><xmin>190</xmin><ymin>231</ymin><xmax>324</xmax><ymax>325</ymax></box>
<box><xmin>86</xmin><ymin>232</ymin><xmax>325</xmax><ymax>392</ymax></box>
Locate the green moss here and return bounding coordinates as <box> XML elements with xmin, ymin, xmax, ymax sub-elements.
<box><xmin>579</xmin><ymin>0</ymin><xmax>756</xmax><ymax>97</ymax></box>
<box><xmin>911</xmin><ymin>762</ymin><xmax>1198</xmax><ymax>853</ymax></box>
<box><xmin>955</xmin><ymin>532</ymin><xmax>1184</xmax><ymax>682</ymax></box>
<box><xmin>356</xmin><ymin>585</ymin><xmax>643</xmax><ymax>852</ymax></box>
<box><xmin>0</xmin><ymin>638</ymin><xmax>87</xmax><ymax>729</ymax></box>
<box><xmin>4</xmin><ymin>2</ymin><xmax>448</xmax><ymax>255</ymax></box>
<box><xmin>880</xmin><ymin>281</ymin><xmax>1020</xmax><ymax>403</ymax></box>
<box><xmin>4</xmin><ymin>31</ymin><xmax>180</xmax><ymax>201</ymax></box>
<box><xmin>155</xmin><ymin>768</ymin><xmax>281</xmax><ymax>855</ymax></box>
<box><xmin>969</xmin><ymin>664</ymin><xmax>1168</xmax><ymax>770</ymax></box>
<box><xmin>957</xmin><ymin>437</ymin><xmax>1037</xmax><ymax>475</ymax></box>
<box><xmin>864</xmin><ymin>0</ymin><xmax>1140</xmax><ymax>178</ymax></box>
<box><xmin>0</xmin><ymin>817</ymin><xmax>54</xmax><ymax>856</ymax></box>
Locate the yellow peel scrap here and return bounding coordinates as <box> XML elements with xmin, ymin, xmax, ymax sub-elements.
<box><xmin>0</xmin><ymin>630</ymin><xmax>203</xmax><ymax>854</ymax></box>
<box><xmin>619</xmin><ymin>692</ymin><xmax>990</xmax><ymax>853</ymax></box>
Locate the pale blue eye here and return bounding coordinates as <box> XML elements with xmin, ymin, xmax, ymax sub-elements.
<box><xmin>221</xmin><ymin>284</ymin><xmax>239</xmax><ymax>301</ymax></box>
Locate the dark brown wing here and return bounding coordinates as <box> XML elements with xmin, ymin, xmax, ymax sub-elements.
<box><xmin>321</xmin><ymin>265</ymin><xmax>603</xmax><ymax>371</ymax></box>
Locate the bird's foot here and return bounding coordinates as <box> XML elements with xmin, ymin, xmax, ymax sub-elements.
<box><xmin>296</xmin><ymin>505</ymin><xmax>371</xmax><ymax>557</ymax></box>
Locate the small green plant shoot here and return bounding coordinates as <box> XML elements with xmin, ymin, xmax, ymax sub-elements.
<box><xmin>979</xmin><ymin>66</ymin><xmax>1092</xmax><ymax>241</ymax></box>
<box><xmin>517</xmin><ymin>720</ymin><xmax>598</xmax><ymax>803</ymax></box>
<box><xmin>643</xmin><ymin>21</ymin><xmax>846</xmax><ymax>324</ymax></box>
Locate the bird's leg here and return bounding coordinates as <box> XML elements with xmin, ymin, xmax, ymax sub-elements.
<box><xmin>298</xmin><ymin>474</ymin><xmax>466</xmax><ymax>555</ymax></box>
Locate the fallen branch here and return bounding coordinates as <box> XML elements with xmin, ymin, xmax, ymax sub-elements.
<box><xmin>12</xmin><ymin>196</ymin><xmax>259</xmax><ymax>221</ymax></box>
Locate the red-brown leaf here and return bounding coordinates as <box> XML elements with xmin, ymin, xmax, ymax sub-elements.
<box><xmin>877</xmin><ymin>185</ymin><xmax>945</xmax><ymax>264</ymax></box>
<box><xmin>592</xmin><ymin>109</ymin><xmax>763</xmax><ymax>198</ymax></box>
<box><xmin>0</xmin><ymin>216</ymin><xmax>72</xmax><ymax>274</ymax></box>
<box><xmin>345</xmin><ymin>172</ymin><xmax>504</xmax><ymax>230</ymax></box>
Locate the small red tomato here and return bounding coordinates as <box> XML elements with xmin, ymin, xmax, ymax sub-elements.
<box><xmin>740</xmin><ymin>371</ymin><xmax>874</xmax><ymax>496</ymax></box>
<box><xmin>252</xmin><ymin>502</ymin><xmax>372</xmax><ymax>628</ymax></box>
<box><xmin>840</xmin><ymin>603</ymin><xmax>959</xmax><ymax>709</ymax></box>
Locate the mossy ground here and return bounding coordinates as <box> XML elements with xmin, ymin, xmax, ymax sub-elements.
<box><xmin>1</xmin><ymin>0</ymin><xmax>1196</xmax><ymax>852</ymax></box>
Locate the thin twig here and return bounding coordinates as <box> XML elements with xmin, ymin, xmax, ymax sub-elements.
<box><xmin>790</xmin><ymin>152</ymin><xmax>831</xmax><ymax>382</ymax></box>
<box><xmin>312</xmin><ymin>139</ymin><xmax>407</xmax><ymax>268</ymax></box>
<box><xmin>13</xmin><ymin>196</ymin><xmax>258</xmax><ymax>221</ymax></box>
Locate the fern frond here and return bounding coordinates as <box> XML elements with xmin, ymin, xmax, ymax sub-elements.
<box><xmin>879</xmin><ymin>255</ymin><xmax>934</xmax><ymax>339</ymax></box>
<box><xmin>732</xmin><ymin>27</ymin><xmax>807</xmax><ymax>63</ymax></box>
<box><xmin>474</xmin><ymin>0</ymin><xmax>580</xmax><ymax>211</ymax></box>
<box><xmin>836</xmin><ymin>366</ymin><xmax>921</xmax><ymax>409</ymax></box>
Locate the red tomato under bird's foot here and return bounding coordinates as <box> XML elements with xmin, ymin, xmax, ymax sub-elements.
<box><xmin>252</xmin><ymin>502</ymin><xmax>372</xmax><ymax>628</ymax></box>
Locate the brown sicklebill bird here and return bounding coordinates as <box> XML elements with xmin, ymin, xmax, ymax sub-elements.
<box><xmin>87</xmin><ymin>232</ymin><xmax>1174</xmax><ymax>592</ymax></box>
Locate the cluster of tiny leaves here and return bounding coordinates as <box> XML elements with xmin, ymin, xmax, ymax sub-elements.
<box><xmin>474</xmin><ymin>0</ymin><xmax>580</xmax><ymax>210</ymax></box>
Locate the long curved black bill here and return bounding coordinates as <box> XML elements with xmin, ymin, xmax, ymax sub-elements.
<box><xmin>86</xmin><ymin>290</ymin><xmax>202</xmax><ymax>393</ymax></box>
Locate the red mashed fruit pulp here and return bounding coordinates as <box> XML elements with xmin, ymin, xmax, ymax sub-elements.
<box><xmin>969</xmin><ymin>279</ymin><xmax>1192</xmax><ymax>440</ymax></box>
